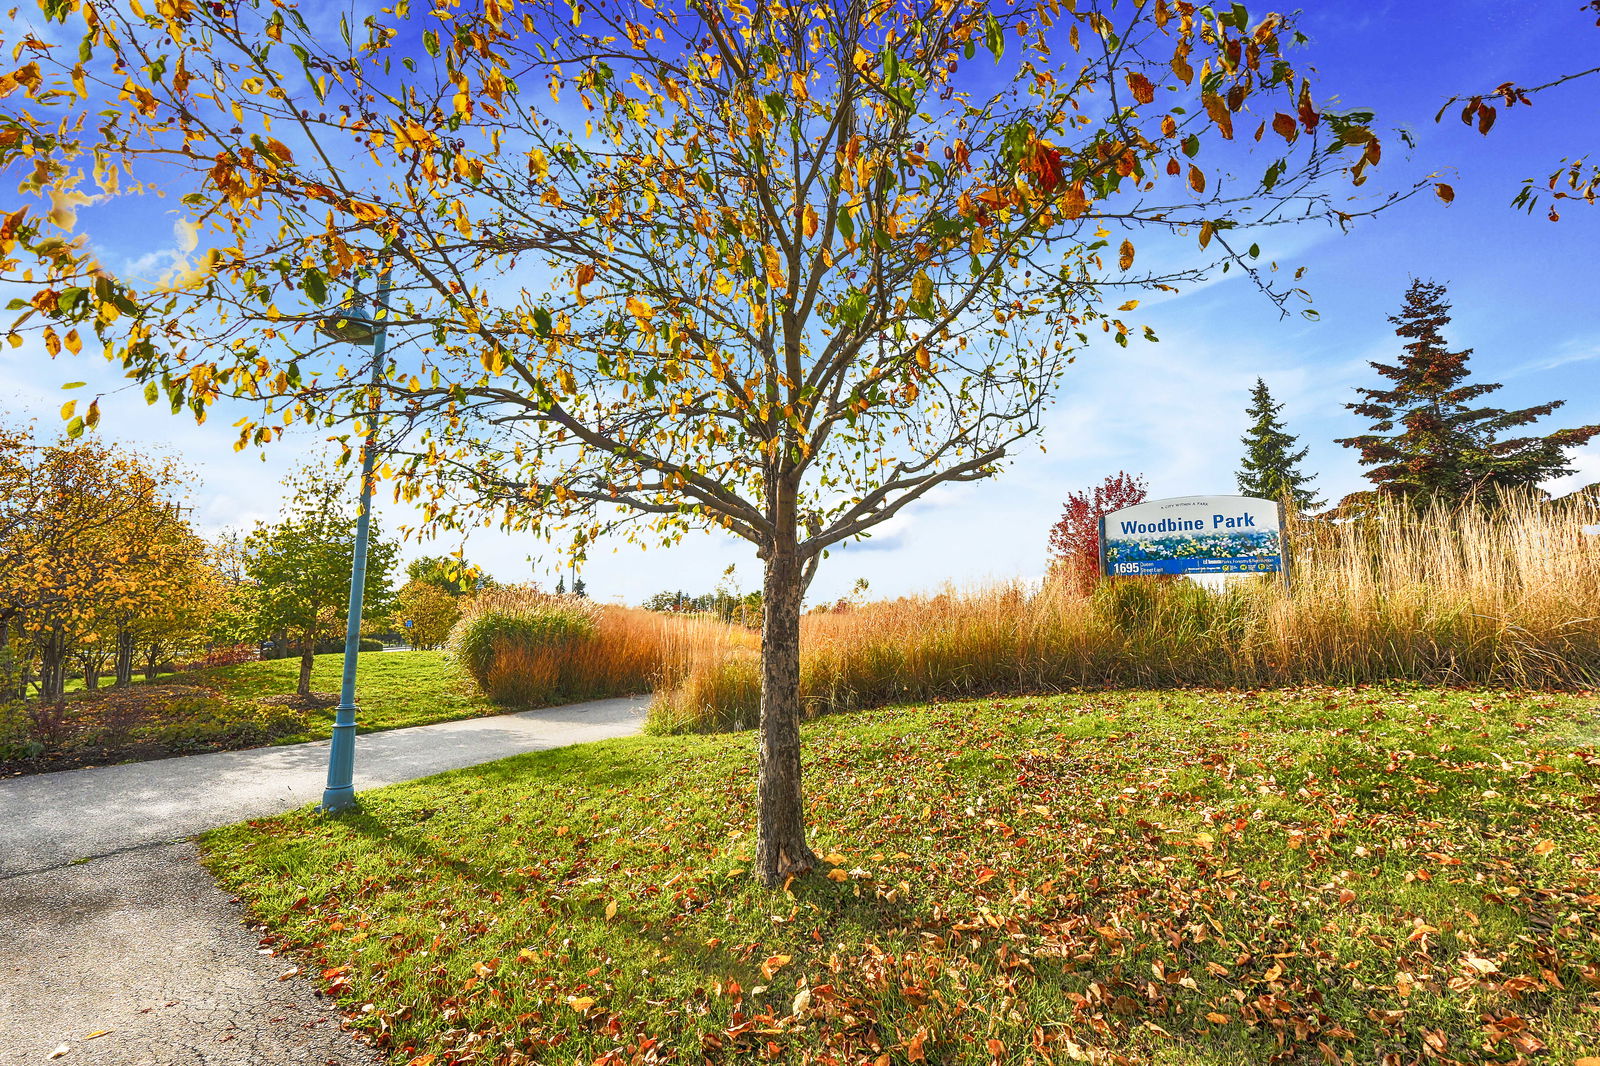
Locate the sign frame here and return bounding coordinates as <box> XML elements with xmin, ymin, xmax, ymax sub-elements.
<box><xmin>1098</xmin><ymin>494</ymin><xmax>1288</xmax><ymax>582</ymax></box>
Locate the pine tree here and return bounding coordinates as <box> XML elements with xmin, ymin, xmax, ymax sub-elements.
<box><xmin>1337</xmin><ymin>279</ymin><xmax>1600</xmax><ymax>503</ymax></box>
<box><xmin>1235</xmin><ymin>378</ymin><xmax>1325</xmax><ymax>512</ymax></box>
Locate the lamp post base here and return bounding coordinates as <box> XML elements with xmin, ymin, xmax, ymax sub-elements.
<box><xmin>320</xmin><ymin>713</ymin><xmax>359</xmax><ymax>812</ymax></box>
<box><xmin>319</xmin><ymin>785</ymin><xmax>358</xmax><ymax>813</ymax></box>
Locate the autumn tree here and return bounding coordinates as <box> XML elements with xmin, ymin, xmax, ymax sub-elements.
<box><xmin>1047</xmin><ymin>472</ymin><xmax>1148</xmax><ymax>594</ymax></box>
<box><xmin>393</xmin><ymin>580</ymin><xmax>460</xmax><ymax>650</ymax></box>
<box><xmin>0</xmin><ymin>427</ymin><xmax>207</xmax><ymax>698</ymax></box>
<box><xmin>245</xmin><ymin>470</ymin><xmax>398</xmax><ymax>697</ymax></box>
<box><xmin>1235</xmin><ymin>378</ymin><xmax>1323</xmax><ymax>512</ymax></box>
<box><xmin>406</xmin><ymin>555</ymin><xmax>492</xmax><ymax>597</ymax></box>
<box><xmin>3</xmin><ymin>0</ymin><xmax>1406</xmax><ymax>882</ymax></box>
<box><xmin>1336</xmin><ymin>279</ymin><xmax>1600</xmax><ymax>504</ymax></box>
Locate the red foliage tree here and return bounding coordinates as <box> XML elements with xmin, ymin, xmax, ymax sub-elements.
<box><xmin>1047</xmin><ymin>473</ymin><xmax>1149</xmax><ymax>594</ymax></box>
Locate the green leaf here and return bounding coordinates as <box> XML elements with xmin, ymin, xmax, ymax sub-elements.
<box><xmin>1182</xmin><ymin>135</ymin><xmax>1200</xmax><ymax>158</ymax></box>
<box><xmin>144</xmin><ymin>380</ymin><xmax>159</xmax><ymax>404</ymax></box>
<box><xmin>532</xmin><ymin>308</ymin><xmax>553</xmax><ymax>336</ymax></box>
<box><xmin>423</xmin><ymin>29</ymin><xmax>440</xmax><ymax>56</ymax></box>
<box><xmin>303</xmin><ymin>269</ymin><xmax>327</xmax><ymax>306</ymax></box>
<box><xmin>984</xmin><ymin>14</ymin><xmax>1005</xmax><ymax>60</ymax></box>
<box><xmin>66</xmin><ymin>416</ymin><xmax>85</xmax><ymax>438</ymax></box>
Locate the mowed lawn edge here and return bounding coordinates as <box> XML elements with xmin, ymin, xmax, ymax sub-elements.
<box><xmin>201</xmin><ymin>687</ymin><xmax>1600</xmax><ymax>1065</ymax></box>
<box><xmin>1</xmin><ymin>651</ymin><xmax>558</xmax><ymax>776</ymax></box>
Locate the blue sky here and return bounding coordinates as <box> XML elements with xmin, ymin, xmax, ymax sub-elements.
<box><xmin>3</xmin><ymin>0</ymin><xmax>1595</xmax><ymax>604</ymax></box>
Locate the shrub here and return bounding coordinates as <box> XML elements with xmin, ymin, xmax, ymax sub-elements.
<box><xmin>451</xmin><ymin>595</ymin><xmax>598</xmax><ymax>688</ymax></box>
<box><xmin>450</xmin><ymin>587</ymin><xmax>740</xmax><ymax>708</ymax></box>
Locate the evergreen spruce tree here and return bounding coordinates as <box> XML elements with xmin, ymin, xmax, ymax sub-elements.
<box><xmin>1337</xmin><ymin>279</ymin><xmax>1600</xmax><ymax>503</ymax></box>
<box><xmin>1235</xmin><ymin>378</ymin><xmax>1325</xmax><ymax>511</ymax></box>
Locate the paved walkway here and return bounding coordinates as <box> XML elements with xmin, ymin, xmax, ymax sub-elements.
<box><xmin>0</xmin><ymin>698</ymin><xmax>647</xmax><ymax>1064</ymax></box>
<box><xmin>0</xmin><ymin>843</ymin><xmax>385</xmax><ymax>1066</ymax></box>
<box><xmin>0</xmin><ymin>696</ymin><xmax>648</xmax><ymax>878</ymax></box>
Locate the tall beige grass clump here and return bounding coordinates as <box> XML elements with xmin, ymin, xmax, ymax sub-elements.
<box><xmin>449</xmin><ymin>587</ymin><xmax>746</xmax><ymax>708</ymax></box>
<box><xmin>649</xmin><ymin>491</ymin><xmax>1600</xmax><ymax>732</ymax></box>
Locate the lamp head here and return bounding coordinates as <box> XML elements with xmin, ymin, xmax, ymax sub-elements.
<box><xmin>318</xmin><ymin>285</ymin><xmax>378</xmax><ymax>346</ymax></box>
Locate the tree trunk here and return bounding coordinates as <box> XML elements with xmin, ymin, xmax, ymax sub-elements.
<box><xmin>298</xmin><ymin>630</ymin><xmax>316</xmax><ymax>697</ymax></box>
<box><xmin>83</xmin><ymin>657</ymin><xmax>99</xmax><ymax>692</ymax></box>
<box><xmin>142</xmin><ymin>641</ymin><xmax>166</xmax><ymax>681</ymax></box>
<box><xmin>114</xmin><ymin>626</ymin><xmax>135</xmax><ymax>688</ymax></box>
<box><xmin>38</xmin><ymin>629</ymin><xmax>66</xmax><ymax>701</ymax></box>
<box><xmin>754</xmin><ymin>538</ymin><xmax>817</xmax><ymax>886</ymax></box>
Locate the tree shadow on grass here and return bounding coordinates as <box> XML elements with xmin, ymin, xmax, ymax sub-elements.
<box><xmin>331</xmin><ymin>803</ymin><xmax>929</xmax><ymax>993</ymax></box>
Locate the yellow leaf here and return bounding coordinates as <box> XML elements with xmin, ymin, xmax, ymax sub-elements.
<box><xmin>763</xmin><ymin>244</ymin><xmax>786</xmax><ymax>288</ymax></box>
<box><xmin>1205</xmin><ymin>1012</ymin><xmax>1229</xmax><ymax>1025</ymax></box>
<box><xmin>60</xmin><ymin>400</ymin><xmax>76</xmax><ymax>420</ymax></box>
<box><xmin>1117</xmin><ymin>300</ymin><xmax>1139</xmax><ymax>312</ymax></box>
<box><xmin>604</xmin><ymin>899</ymin><xmax>617</xmax><ymax>920</ymax></box>
<box><xmin>567</xmin><ymin>995</ymin><xmax>595</xmax><ymax>1012</ymax></box>
<box><xmin>827</xmin><ymin>868</ymin><xmax>848</xmax><ymax>882</ymax></box>
<box><xmin>911</xmin><ymin>271</ymin><xmax>933</xmax><ymax>304</ymax></box>
<box><xmin>1533</xmin><ymin>839</ymin><xmax>1555</xmax><ymax>856</ymax></box>
<box><xmin>625</xmin><ymin>296</ymin><xmax>654</xmax><ymax>321</ymax></box>
<box><xmin>1118</xmin><ymin>239</ymin><xmax>1135</xmax><ymax>271</ymax></box>
<box><xmin>802</xmin><ymin>204</ymin><xmax>818</xmax><ymax>239</ymax></box>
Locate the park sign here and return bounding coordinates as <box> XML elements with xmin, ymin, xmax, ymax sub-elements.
<box><xmin>1100</xmin><ymin>495</ymin><xmax>1285</xmax><ymax>578</ymax></box>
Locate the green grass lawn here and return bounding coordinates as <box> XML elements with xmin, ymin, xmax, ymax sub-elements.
<box><xmin>202</xmin><ymin>685</ymin><xmax>1600</xmax><ymax>1065</ymax></box>
<box><xmin>1</xmin><ymin>651</ymin><xmax>507</xmax><ymax>773</ymax></box>
<box><xmin>195</xmin><ymin>651</ymin><xmax>497</xmax><ymax>739</ymax></box>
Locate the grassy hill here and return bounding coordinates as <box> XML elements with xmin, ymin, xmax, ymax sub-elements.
<box><xmin>202</xmin><ymin>686</ymin><xmax>1600</xmax><ymax>1064</ymax></box>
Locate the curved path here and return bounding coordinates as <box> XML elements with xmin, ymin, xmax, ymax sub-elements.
<box><xmin>0</xmin><ymin>695</ymin><xmax>647</xmax><ymax>879</ymax></box>
<box><xmin>0</xmin><ymin>697</ymin><xmax>647</xmax><ymax>1065</ymax></box>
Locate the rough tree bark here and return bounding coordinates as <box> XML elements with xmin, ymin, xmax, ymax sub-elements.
<box><xmin>113</xmin><ymin>625</ymin><xmax>135</xmax><ymax>687</ymax></box>
<box><xmin>37</xmin><ymin>628</ymin><xmax>66</xmax><ymax>701</ymax></box>
<box><xmin>754</xmin><ymin>481</ymin><xmax>819</xmax><ymax>886</ymax></box>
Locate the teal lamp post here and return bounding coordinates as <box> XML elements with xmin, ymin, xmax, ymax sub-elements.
<box><xmin>317</xmin><ymin>268</ymin><xmax>390</xmax><ymax>812</ymax></box>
